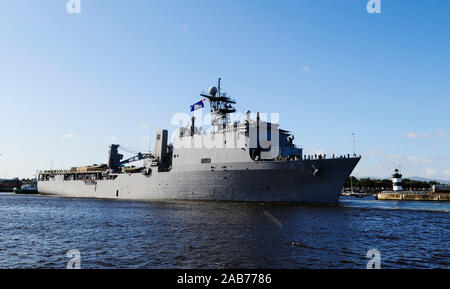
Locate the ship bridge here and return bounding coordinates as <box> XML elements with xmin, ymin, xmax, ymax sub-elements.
<box><xmin>171</xmin><ymin>79</ymin><xmax>302</xmax><ymax>165</ymax></box>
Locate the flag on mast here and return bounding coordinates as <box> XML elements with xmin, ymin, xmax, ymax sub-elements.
<box><xmin>190</xmin><ymin>99</ymin><xmax>205</xmax><ymax>112</ymax></box>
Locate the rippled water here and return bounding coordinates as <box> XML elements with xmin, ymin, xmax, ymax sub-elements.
<box><xmin>0</xmin><ymin>193</ymin><xmax>448</xmax><ymax>269</ymax></box>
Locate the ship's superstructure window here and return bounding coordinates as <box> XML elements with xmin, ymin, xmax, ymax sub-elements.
<box><xmin>201</xmin><ymin>158</ymin><xmax>211</xmax><ymax>164</ymax></box>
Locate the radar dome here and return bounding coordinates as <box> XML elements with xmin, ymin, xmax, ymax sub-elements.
<box><xmin>208</xmin><ymin>86</ymin><xmax>218</xmax><ymax>97</ymax></box>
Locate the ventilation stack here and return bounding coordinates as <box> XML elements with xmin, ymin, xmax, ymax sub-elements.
<box><xmin>153</xmin><ymin>130</ymin><xmax>168</xmax><ymax>168</ymax></box>
<box><xmin>107</xmin><ymin>144</ymin><xmax>123</xmax><ymax>172</ymax></box>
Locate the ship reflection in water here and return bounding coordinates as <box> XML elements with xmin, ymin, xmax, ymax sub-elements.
<box><xmin>0</xmin><ymin>193</ymin><xmax>448</xmax><ymax>269</ymax></box>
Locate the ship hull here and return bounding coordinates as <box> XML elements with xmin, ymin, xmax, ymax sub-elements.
<box><xmin>38</xmin><ymin>158</ymin><xmax>360</xmax><ymax>204</ymax></box>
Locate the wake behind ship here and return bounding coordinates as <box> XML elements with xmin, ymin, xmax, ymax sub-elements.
<box><xmin>38</xmin><ymin>79</ymin><xmax>360</xmax><ymax>203</ymax></box>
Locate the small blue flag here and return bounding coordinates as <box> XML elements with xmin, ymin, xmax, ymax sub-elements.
<box><xmin>190</xmin><ymin>100</ymin><xmax>204</xmax><ymax>112</ymax></box>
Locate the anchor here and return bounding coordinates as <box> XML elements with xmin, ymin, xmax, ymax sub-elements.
<box><xmin>310</xmin><ymin>165</ymin><xmax>320</xmax><ymax>176</ymax></box>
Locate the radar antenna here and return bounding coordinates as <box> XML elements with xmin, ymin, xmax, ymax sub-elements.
<box><xmin>200</xmin><ymin>78</ymin><xmax>236</xmax><ymax>127</ymax></box>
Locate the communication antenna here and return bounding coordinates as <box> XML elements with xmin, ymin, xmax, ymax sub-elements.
<box><xmin>148</xmin><ymin>128</ymin><xmax>152</xmax><ymax>153</ymax></box>
<box><xmin>352</xmin><ymin>133</ymin><xmax>356</xmax><ymax>156</ymax></box>
<box><xmin>50</xmin><ymin>153</ymin><xmax>54</xmax><ymax>170</ymax></box>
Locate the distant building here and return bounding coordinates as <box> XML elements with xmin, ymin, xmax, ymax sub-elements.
<box><xmin>0</xmin><ymin>178</ymin><xmax>22</xmax><ymax>192</ymax></box>
<box><xmin>432</xmin><ymin>185</ymin><xmax>450</xmax><ymax>194</ymax></box>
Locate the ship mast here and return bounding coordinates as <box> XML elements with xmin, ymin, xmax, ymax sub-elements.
<box><xmin>200</xmin><ymin>78</ymin><xmax>236</xmax><ymax>129</ymax></box>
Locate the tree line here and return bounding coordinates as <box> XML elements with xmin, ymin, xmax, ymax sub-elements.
<box><xmin>344</xmin><ymin>177</ymin><xmax>441</xmax><ymax>190</ymax></box>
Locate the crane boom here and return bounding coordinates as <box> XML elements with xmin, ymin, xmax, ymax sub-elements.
<box><xmin>120</xmin><ymin>152</ymin><xmax>152</xmax><ymax>165</ymax></box>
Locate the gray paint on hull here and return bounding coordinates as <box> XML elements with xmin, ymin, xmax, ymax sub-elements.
<box><xmin>38</xmin><ymin>158</ymin><xmax>360</xmax><ymax>204</ymax></box>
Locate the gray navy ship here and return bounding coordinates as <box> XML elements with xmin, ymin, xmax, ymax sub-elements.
<box><xmin>38</xmin><ymin>79</ymin><xmax>360</xmax><ymax>203</ymax></box>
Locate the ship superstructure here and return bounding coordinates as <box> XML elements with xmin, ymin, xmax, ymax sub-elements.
<box><xmin>38</xmin><ymin>79</ymin><xmax>360</xmax><ymax>203</ymax></box>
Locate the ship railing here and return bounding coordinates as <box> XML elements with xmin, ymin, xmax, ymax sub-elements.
<box><xmin>303</xmin><ymin>154</ymin><xmax>361</xmax><ymax>160</ymax></box>
<box><xmin>38</xmin><ymin>169</ymin><xmax>105</xmax><ymax>175</ymax></box>
<box><xmin>39</xmin><ymin>170</ymin><xmax>68</xmax><ymax>173</ymax></box>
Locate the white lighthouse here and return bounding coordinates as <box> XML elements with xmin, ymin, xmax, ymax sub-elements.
<box><xmin>392</xmin><ymin>168</ymin><xmax>403</xmax><ymax>191</ymax></box>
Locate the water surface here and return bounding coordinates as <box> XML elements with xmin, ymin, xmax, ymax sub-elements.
<box><xmin>0</xmin><ymin>193</ymin><xmax>448</xmax><ymax>268</ymax></box>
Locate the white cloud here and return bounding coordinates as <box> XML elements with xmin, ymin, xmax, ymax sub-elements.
<box><xmin>139</xmin><ymin>124</ymin><xmax>149</xmax><ymax>129</ymax></box>
<box><xmin>387</xmin><ymin>154</ymin><xmax>436</xmax><ymax>166</ymax></box>
<box><xmin>405</xmin><ymin>132</ymin><xmax>419</xmax><ymax>139</ymax></box>
<box><xmin>64</xmin><ymin>133</ymin><xmax>74</xmax><ymax>139</ymax></box>
<box><xmin>425</xmin><ymin>168</ymin><xmax>436</xmax><ymax>177</ymax></box>
<box><xmin>359</xmin><ymin>151</ymin><xmax>450</xmax><ymax>180</ymax></box>
<box><xmin>387</xmin><ymin>153</ymin><xmax>400</xmax><ymax>159</ymax></box>
<box><xmin>181</xmin><ymin>24</ymin><xmax>190</xmax><ymax>33</ymax></box>
<box><xmin>108</xmin><ymin>136</ymin><xmax>116</xmax><ymax>141</ymax></box>
<box><xmin>343</xmin><ymin>143</ymin><xmax>450</xmax><ymax>180</ymax></box>
<box><xmin>406</xmin><ymin>130</ymin><xmax>447</xmax><ymax>140</ymax></box>
<box><xmin>406</xmin><ymin>156</ymin><xmax>435</xmax><ymax>165</ymax></box>
<box><xmin>303</xmin><ymin>65</ymin><xmax>310</xmax><ymax>72</ymax></box>
<box><xmin>366</xmin><ymin>149</ymin><xmax>378</xmax><ymax>155</ymax></box>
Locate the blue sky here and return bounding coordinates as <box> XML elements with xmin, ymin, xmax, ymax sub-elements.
<box><xmin>0</xmin><ymin>0</ymin><xmax>449</xmax><ymax>180</ymax></box>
